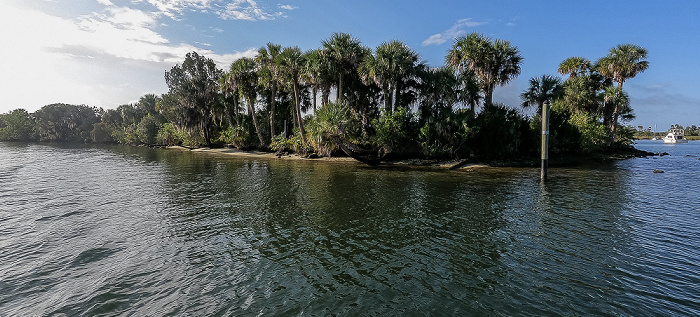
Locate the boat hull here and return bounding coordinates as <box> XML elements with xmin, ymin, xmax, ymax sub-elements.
<box><xmin>663</xmin><ymin>139</ymin><xmax>688</xmax><ymax>143</ymax></box>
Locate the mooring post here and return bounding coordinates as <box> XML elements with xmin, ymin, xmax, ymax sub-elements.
<box><xmin>541</xmin><ymin>100</ymin><xmax>550</xmax><ymax>180</ymax></box>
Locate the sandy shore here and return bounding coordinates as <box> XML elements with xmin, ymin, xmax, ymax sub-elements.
<box><xmin>167</xmin><ymin>146</ymin><xmax>490</xmax><ymax>170</ymax></box>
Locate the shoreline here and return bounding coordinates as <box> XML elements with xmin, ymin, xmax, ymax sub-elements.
<box><xmin>164</xmin><ymin>142</ymin><xmax>659</xmax><ymax>170</ymax></box>
<box><xmin>168</xmin><ymin>146</ymin><xmax>491</xmax><ymax>170</ymax></box>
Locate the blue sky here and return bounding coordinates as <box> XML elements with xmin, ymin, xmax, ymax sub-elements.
<box><xmin>1</xmin><ymin>0</ymin><xmax>698</xmax><ymax>131</ymax></box>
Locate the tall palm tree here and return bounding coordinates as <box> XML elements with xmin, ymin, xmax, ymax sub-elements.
<box><xmin>279</xmin><ymin>46</ymin><xmax>307</xmax><ymax>144</ymax></box>
<box><xmin>256</xmin><ymin>43</ymin><xmax>283</xmax><ymax>137</ymax></box>
<box><xmin>302</xmin><ymin>49</ymin><xmax>333</xmax><ymax>112</ymax></box>
<box><xmin>360</xmin><ymin>40</ymin><xmax>423</xmax><ymax>113</ymax></box>
<box><xmin>561</xmin><ymin>73</ymin><xmax>606</xmax><ymax>115</ymax></box>
<box><xmin>228</xmin><ymin>57</ymin><xmax>265</xmax><ymax>147</ymax></box>
<box><xmin>457</xmin><ymin>69</ymin><xmax>482</xmax><ymax>115</ymax></box>
<box><xmin>557</xmin><ymin>57</ymin><xmax>591</xmax><ymax>79</ymax></box>
<box><xmin>219</xmin><ymin>73</ymin><xmax>242</xmax><ymax>126</ymax></box>
<box><xmin>419</xmin><ymin>66</ymin><xmax>459</xmax><ymax>111</ymax></box>
<box><xmin>321</xmin><ymin>32</ymin><xmax>369</xmax><ymax>104</ymax></box>
<box><xmin>446</xmin><ymin>32</ymin><xmax>523</xmax><ymax>106</ymax></box>
<box><xmin>596</xmin><ymin>44</ymin><xmax>649</xmax><ymax>140</ymax></box>
<box><xmin>520</xmin><ymin>75</ymin><xmax>564</xmax><ymax>113</ymax></box>
<box><xmin>602</xmin><ymin>86</ymin><xmax>634</xmax><ymax>137</ymax></box>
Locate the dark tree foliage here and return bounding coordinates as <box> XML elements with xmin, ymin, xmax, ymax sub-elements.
<box><xmin>0</xmin><ymin>109</ymin><xmax>35</xmax><ymax>141</ymax></box>
<box><xmin>34</xmin><ymin>103</ymin><xmax>100</xmax><ymax>143</ymax></box>
<box><xmin>164</xmin><ymin>51</ymin><xmax>223</xmax><ymax>147</ymax></box>
<box><xmin>471</xmin><ymin>103</ymin><xmax>534</xmax><ymax>159</ymax></box>
<box><xmin>0</xmin><ymin>36</ymin><xmax>650</xmax><ymax>164</ymax></box>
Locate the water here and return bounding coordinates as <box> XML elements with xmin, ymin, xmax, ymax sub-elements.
<box><xmin>0</xmin><ymin>141</ymin><xmax>698</xmax><ymax>316</ymax></box>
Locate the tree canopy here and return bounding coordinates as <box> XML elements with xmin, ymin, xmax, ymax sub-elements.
<box><xmin>1</xmin><ymin>35</ymin><xmax>653</xmax><ymax>163</ymax></box>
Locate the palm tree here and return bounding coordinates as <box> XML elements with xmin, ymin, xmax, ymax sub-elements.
<box><xmin>446</xmin><ymin>32</ymin><xmax>523</xmax><ymax>106</ymax></box>
<box><xmin>228</xmin><ymin>57</ymin><xmax>265</xmax><ymax>147</ymax></box>
<box><xmin>561</xmin><ymin>73</ymin><xmax>606</xmax><ymax>115</ymax></box>
<box><xmin>256</xmin><ymin>43</ymin><xmax>283</xmax><ymax>138</ymax></box>
<box><xmin>418</xmin><ymin>66</ymin><xmax>459</xmax><ymax>111</ymax></box>
<box><xmin>596</xmin><ymin>44</ymin><xmax>649</xmax><ymax>140</ymax></box>
<box><xmin>302</xmin><ymin>49</ymin><xmax>332</xmax><ymax>112</ymax></box>
<box><xmin>520</xmin><ymin>75</ymin><xmax>564</xmax><ymax>113</ymax></box>
<box><xmin>602</xmin><ymin>86</ymin><xmax>634</xmax><ymax>136</ymax></box>
<box><xmin>321</xmin><ymin>32</ymin><xmax>369</xmax><ymax>104</ymax></box>
<box><xmin>279</xmin><ymin>46</ymin><xmax>307</xmax><ymax>144</ymax></box>
<box><xmin>360</xmin><ymin>40</ymin><xmax>423</xmax><ymax>113</ymax></box>
<box><xmin>557</xmin><ymin>57</ymin><xmax>591</xmax><ymax>79</ymax></box>
<box><xmin>457</xmin><ymin>69</ymin><xmax>482</xmax><ymax>115</ymax></box>
<box><xmin>218</xmin><ymin>73</ymin><xmax>242</xmax><ymax>127</ymax></box>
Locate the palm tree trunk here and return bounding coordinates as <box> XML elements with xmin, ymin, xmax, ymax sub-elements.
<box><xmin>247</xmin><ymin>96</ymin><xmax>265</xmax><ymax>147</ymax></box>
<box><xmin>270</xmin><ymin>82</ymin><xmax>277</xmax><ymax>137</ymax></box>
<box><xmin>394</xmin><ymin>79</ymin><xmax>403</xmax><ymax>111</ymax></box>
<box><xmin>224</xmin><ymin>104</ymin><xmax>234</xmax><ymax>128</ymax></box>
<box><xmin>383</xmin><ymin>86</ymin><xmax>392</xmax><ymax>113</ymax></box>
<box><xmin>293</xmin><ymin>81</ymin><xmax>307</xmax><ymax>144</ymax></box>
<box><xmin>233</xmin><ymin>94</ymin><xmax>241</xmax><ymax>126</ymax></box>
<box><xmin>610</xmin><ymin>81</ymin><xmax>625</xmax><ymax>143</ymax></box>
<box><xmin>484</xmin><ymin>87</ymin><xmax>493</xmax><ymax>106</ymax></box>
<box><xmin>337</xmin><ymin>75</ymin><xmax>344</xmax><ymax>104</ymax></box>
<box><xmin>322</xmin><ymin>86</ymin><xmax>330</xmax><ymax>107</ymax></box>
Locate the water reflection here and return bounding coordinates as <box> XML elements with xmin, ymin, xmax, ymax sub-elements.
<box><xmin>1</xmin><ymin>142</ymin><xmax>698</xmax><ymax>315</ymax></box>
<box><xmin>150</xmin><ymin>154</ymin><xmax>518</xmax><ymax>314</ymax></box>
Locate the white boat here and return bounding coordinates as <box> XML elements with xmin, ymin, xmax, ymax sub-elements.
<box><xmin>663</xmin><ymin>128</ymin><xmax>689</xmax><ymax>143</ymax></box>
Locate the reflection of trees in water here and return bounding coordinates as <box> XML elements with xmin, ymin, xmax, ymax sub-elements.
<box><xmin>133</xmin><ymin>149</ymin><xmax>640</xmax><ymax>314</ymax></box>
<box><xmin>154</xmin><ymin>155</ymin><xmax>520</xmax><ymax>313</ymax></box>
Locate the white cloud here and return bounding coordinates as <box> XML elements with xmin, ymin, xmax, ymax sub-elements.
<box><xmin>137</xmin><ymin>0</ymin><xmax>217</xmax><ymax>18</ymax></box>
<box><xmin>218</xmin><ymin>0</ymin><xmax>274</xmax><ymax>21</ymax></box>
<box><xmin>0</xmin><ymin>2</ymin><xmax>256</xmax><ymax>112</ymax></box>
<box><xmin>101</xmin><ymin>0</ymin><xmax>286</xmax><ymax>21</ymax></box>
<box><xmin>422</xmin><ymin>18</ymin><xmax>485</xmax><ymax>46</ymax></box>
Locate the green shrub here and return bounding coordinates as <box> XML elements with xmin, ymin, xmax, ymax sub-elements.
<box><xmin>112</xmin><ymin>124</ymin><xmax>139</xmax><ymax>145</ymax></box>
<box><xmin>473</xmin><ymin>103</ymin><xmax>532</xmax><ymax>159</ymax></box>
<box><xmin>217</xmin><ymin>126</ymin><xmax>249</xmax><ymax>148</ymax></box>
<box><xmin>270</xmin><ymin>132</ymin><xmax>310</xmax><ymax>155</ymax></box>
<box><xmin>135</xmin><ymin>115</ymin><xmax>162</xmax><ymax>145</ymax></box>
<box><xmin>568</xmin><ymin>111</ymin><xmax>608</xmax><ymax>152</ymax></box>
<box><xmin>307</xmin><ymin>102</ymin><xmax>358</xmax><ymax>157</ymax></box>
<box><xmin>372</xmin><ymin>106</ymin><xmax>414</xmax><ymax>153</ymax></box>
<box><xmin>0</xmin><ymin>109</ymin><xmax>35</xmax><ymax>141</ymax></box>
<box><xmin>418</xmin><ymin>109</ymin><xmax>473</xmax><ymax>159</ymax></box>
<box><xmin>157</xmin><ymin>123</ymin><xmax>182</xmax><ymax>146</ymax></box>
<box><xmin>91</xmin><ymin>122</ymin><xmax>114</xmax><ymax>143</ymax></box>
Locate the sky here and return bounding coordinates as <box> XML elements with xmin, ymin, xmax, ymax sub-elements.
<box><xmin>1</xmin><ymin>0</ymin><xmax>699</xmax><ymax>131</ymax></box>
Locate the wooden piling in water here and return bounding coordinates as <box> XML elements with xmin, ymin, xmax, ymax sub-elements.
<box><xmin>541</xmin><ymin>100</ymin><xmax>550</xmax><ymax>180</ymax></box>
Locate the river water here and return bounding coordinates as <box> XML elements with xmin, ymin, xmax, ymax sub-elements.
<box><xmin>0</xmin><ymin>140</ymin><xmax>698</xmax><ymax>316</ymax></box>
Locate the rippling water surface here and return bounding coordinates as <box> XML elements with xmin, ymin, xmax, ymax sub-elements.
<box><xmin>1</xmin><ymin>141</ymin><xmax>699</xmax><ymax>316</ymax></box>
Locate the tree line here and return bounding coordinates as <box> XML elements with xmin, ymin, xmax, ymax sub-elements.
<box><xmin>0</xmin><ymin>32</ymin><xmax>650</xmax><ymax>162</ymax></box>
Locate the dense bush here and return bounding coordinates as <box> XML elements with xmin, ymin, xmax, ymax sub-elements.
<box><xmin>372</xmin><ymin>107</ymin><xmax>414</xmax><ymax>155</ymax></box>
<box><xmin>90</xmin><ymin>122</ymin><xmax>114</xmax><ymax>143</ymax></box>
<box><xmin>472</xmin><ymin>103</ymin><xmax>533</xmax><ymax>159</ymax></box>
<box><xmin>0</xmin><ymin>109</ymin><xmax>35</xmax><ymax>141</ymax></box>
<box><xmin>34</xmin><ymin>104</ymin><xmax>99</xmax><ymax>143</ymax></box>
<box><xmin>418</xmin><ymin>109</ymin><xmax>473</xmax><ymax>159</ymax></box>
<box><xmin>135</xmin><ymin>115</ymin><xmax>163</xmax><ymax>145</ymax></box>
<box><xmin>306</xmin><ymin>102</ymin><xmax>358</xmax><ymax>157</ymax></box>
